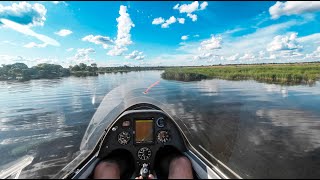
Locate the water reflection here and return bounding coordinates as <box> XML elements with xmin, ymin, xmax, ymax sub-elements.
<box><xmin>1</xmin><ymin>72</ymin><xmax>320</xmax><ymax>179</ymax></box>
<box><xmin>263</xmin><ymin>84</ymin><xmax>288</xmax><ymax>98</ymax></box>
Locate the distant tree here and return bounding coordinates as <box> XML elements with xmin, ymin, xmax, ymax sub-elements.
<box><xmin>72</xmin><ymin>65</ymin><xmax>80</xmax><ymax>71</ymax></box>
<box><xmin>79</xmin><ymin>63</ymin><xmax>87</xmax><ymax>71</ymax></box>
<box><xmin>91</xmin><ymin>63</ymin><xmax>98</xmax><ymax>72</ymax></box>
<box><xmin>86</xmin><ymin>66</ymin><xmax>93</xmax><ymax>72</ymax></box>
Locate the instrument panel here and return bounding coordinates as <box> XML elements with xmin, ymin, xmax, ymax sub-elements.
<box><xmin>98</xmin><ymin>109</ymin><xmax>186</xmax><ymax>176</ymax></box>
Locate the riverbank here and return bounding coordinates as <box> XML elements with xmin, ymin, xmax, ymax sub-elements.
<box><xmin>161</xmin><ymin>63</ymin><xmax>320</xmax><ymax>85</ymax></box>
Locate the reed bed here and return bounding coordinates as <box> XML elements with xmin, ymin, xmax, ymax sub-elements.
<box><xmin>161</xmin><ymin>63</ymin><xmax>320</xmax><ymax>85</ymax></box>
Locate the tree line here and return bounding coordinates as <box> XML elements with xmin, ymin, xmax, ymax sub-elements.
<box><xmin>0</xmin><ymin>62</ymin><xmax>167</xmax><ymax>81</ymax></box>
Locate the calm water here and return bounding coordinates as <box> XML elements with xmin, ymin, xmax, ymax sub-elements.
<box><xmin>1</xmin><ymin>71</ymin><xmax>320</xmax><ymax>179</ymax></box>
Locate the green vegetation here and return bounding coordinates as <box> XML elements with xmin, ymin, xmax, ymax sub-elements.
<box><xmin>161</xmin><ymin>63</ymin><xmax>320</xmax><ymax>85</ymax></box>
<box><xmin>0</xmin><ymin>63</ymin><xmax>70</xmax><ymax>81</ymax></box>
<box><xmin>0</xmin><ymin>62</ymin><xmax>167</xmax><ymax>81</ymax></box>
<box><xmin>69</xmin><ymin>63</ymin><xmax>98</xmax><ymax>77</ymax></box>
<box><xmin>0</xmin><ymin>63</ymin><xmax>98</xmax><ymax>81</ymax></box>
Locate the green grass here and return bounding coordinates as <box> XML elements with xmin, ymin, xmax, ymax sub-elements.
<box><xmin>161</xmin><ymin>63</ymin><xmax>320</xmax><ymax>85</ymax></box>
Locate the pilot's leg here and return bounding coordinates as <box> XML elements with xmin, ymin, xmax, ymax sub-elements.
<box><xmin>93</xmin><ymin>161</ymin><xmax>120</xmax><ymax>179</ymax></box>
<box><xmin>168</xmin><ymin>156</ymin><xmax>193</xmax><ymax>179</ymax></box>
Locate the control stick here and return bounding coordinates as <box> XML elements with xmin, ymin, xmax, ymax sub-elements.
<box><xmin>140</xmin><ymin>163</ymin><xmax>150</xmax><ymax>179</ymax></box>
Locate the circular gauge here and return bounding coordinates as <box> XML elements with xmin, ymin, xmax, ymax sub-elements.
<box><xmin>157</xmin><ymin>130</ymin><xmax>170</xmax><ymax>143</ymax></box>
<box><xmin>156</xmin><ymin>117</ymin><xmax>166</xmax><ymax>128</ymax></box>
<box><xmin>137</xmin><ymin>147</ymin><xmax>152</xmax><ymax>160</ymax></box>
<box><xmin>118</xmin><ymin>131</ymin><xmax>130</xmax><ymax>145</ymax></box>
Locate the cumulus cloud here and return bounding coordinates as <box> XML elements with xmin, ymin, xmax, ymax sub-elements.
<box><xmin>177</xmin><ymin>18</ymin><xmax>185</xmax><ymax>24</ymax></box>
<box><xmin>152</xmin><ymin>16</ymin><xmax>184</xmax><ymax>28</ymax></box>
<box><xmin>306</xmin><ymin>46</ymin><xmax>320</xmax><ymax>58</ymax></box>
<box><xmin>55</xmin><ymin>29</ymin><xmax>72</xmax><ymax>36</ymax></box>
<box><xmin>161</xmin><ymin>16</ymin><xmax>176</xmax><ymax>28</ymax></box>
<box><xmin>267</xmin><ymin>33</ymin><xmax>302</xmax><ymax>52</ymax></box>
<box><xmin>187</xmin><ymin>13</ymin><xmax>197</xmax><ymax>21</ymax></box>
<box><xmin>226</xmin><ymin>53</ymin><xmax>240</xmax><ymax>61</ymax></box>
<box><xmin>107</xmin><ymin>46</ymin><xmax>127</xmax><ymax>56</ymax></box>
<box><xmin>0</xmin><ymin>18</ymin><xmax>59</xmax><ymax>47</ymax></box>
<box><xmin>108</xmin><ymin>5</ymin><xmax>134</xmax><ymax>56</ymax></box>
<box><xmin>51</xmin><ymin>1</ymin><xmax>67</xmax><ymax>5</ymax></box>
<box><xmin>181</xmin><ymin>35</ymin><xmax>188</xmax><ymax>40</ymax></box>
<box><xmin>82</xmin><ymin>35</ymin><xmax>113</xmax><ymax>49</ymax></box>
<box><xmin>239</xmin><ymin>53</ymin><xmax>256</xmax><ymax>60</ymax></box>
<box><xmin>0</xmin><ymin>1</ymin><xmax>47</xmax><ymax>27</ymax></box>
<box><xmin>269</xmin><ymin>1</ymin><xmax>320</xmax><ymax>19</ymax></box>
<box><xmin>68</xmin><ymin>48</ymin><xmax>96</xmax><ymax>64</ymax></box>
<box><xmin>152</xmin><ymin>17</ymin><xmax>165</xmax><ymax>25</ymax></box>
<box><xmin>200</xmin><ymin>1</ymin><xmax>208</xmax><ymax>10</ymax></box>
<box><xmin>173</xmin><ymin>1</ymin><xmax>208</xmax><ymax>22</ymax></box>
<box><xmin>125</xmin><ymin>50</ymin><xmax>145</xmax><ymax>60</ymax></box>
<box><xmin>194</xmin><ymin>52</ymin><xmax>214</xmax><ymax>60</ymax></box>
<box><xmin>199</xmin><ymin>35</ymin><xmax>222</xmax><ymax>50</ymax></box>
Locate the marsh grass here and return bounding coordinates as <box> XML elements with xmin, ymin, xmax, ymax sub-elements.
<box><xmin>161</xmin><ymin>63</ymin><xmax>320</xmax><ymax>85</ymax></box>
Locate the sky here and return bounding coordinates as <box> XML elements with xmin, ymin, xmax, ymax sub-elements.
<box><xmin>0</xmin><ymin>1</ymin><xmax>320</xmax><ymax>67</ymax></box>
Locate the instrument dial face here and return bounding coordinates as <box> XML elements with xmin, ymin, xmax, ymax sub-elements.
<box><xmin>157</xmin><ymin>130</ymin><xmax>170</xmax><ymax>143</ymax></box>
<box><xmin>118</xmin><ymin>131</ymin><xmax>130</xmax><ymax>145</ymax></box>
<box><xmin>156</xmin><ymin>117</ymin><xmax>165</xmax><ymax>128</ymax></box>
<box><xmin>137</xmin><ymin>147</ymin><xmax>152</xmax><ymax>160</ymax></box>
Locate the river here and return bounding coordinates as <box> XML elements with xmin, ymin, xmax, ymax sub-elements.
<box><xmin>0</xmin><ymin>71</ymin><xmax>320</xmax><ymax>179</ymax></box>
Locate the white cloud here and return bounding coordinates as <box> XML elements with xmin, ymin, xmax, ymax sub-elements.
<box><xmin>223</xmin><ymin>20</ymin><xmax>298</xmax><ymax>54</ymax></box>
<box><xmin>269</xmin><ymin>1</ymin><xmax>320</xmax><ymax>19</ymax></box>
<box><xmin>68</xmin><ymin>48</ymin><xmax>96</xmax><ymax>64</ymax></box>
<box><xmin>0</xmin><ymin>1</ymin><xmax>47</xmax><ymax>27</ymax></box>
<box><xmin>199</xmin><ymin>35</ymin><xmax>222</xmax><ymax>50</ymax></box>
<box><xmin>173</xmin><ymin>1</ymin><xmax>208</xmax><ymax>22</ymax></box>
<box><xmin>194</xmin><ymin>52</ymin><xmax>214</xmax><ymax>60</ymax></box>
<box><xmin>108</xmin><ymin>5</ymin><xmax>134</xmax><ymax>56</ymax></box>
<box><xmin>0</xmin><ymin>54</ymin><xmax>31</xmax><ymax>65</ymax></box>
<box><xmin>107</xmin><ymin>46</ymin><xmax>127</xmax><ymax>56</ymax></box>
<box><xmin>226</xmin><ymin>53</ymin><xmax>240</xmax><ymax>61</ymax></box>
<box><xmin>55</xmin><ymin>29</ymin><xmax>72</xmax><ymax>36</ymax></box>
<box><xmin>187</xmin><ymin>13</ymin><xmax>197</xmax><ymax>21</ymax></box>
<box><xmin>82</xmin><ymin>35</ymin><xmax>113</xmax><ymax>49</ymax></box>
<box><xmin>200</xmin><ymin>1</ymin><xmax>208</xmax><ymax>10</ymax></box>
<box><xmin>125</xmin><ymin>50</ymin><xmax>145</xmax><ymax>60</ymax></box>
<box><xmin>0</xmin><ymin>18</ymin><xmax>60</xmax><ymax>47</ymax></box>
<box><xmin>298</xmin><ymin>33</ymin><xmax>320</xmax><ymax>43</ymax></box>
<box><xmin>24</xmin><ymin>42</ymin><xmax>47</xmax><ymax>48</ymax></box>
<box><xmin>152</xmin><ymin>17</ymin><xmax>165</xmax><ymax>25</ymax></box>
<box><xmin>161</xmin><ymin>16</ymin><xmax>176</xmax><ymax>28</ymax></box>
<box><xmin>177</xmin><ymin>18</ymin><xmax>185</xmax><ymax>24</ymax></box>
<box><xmin>239</xmin><ymin>53</ymin><xmax>256</xmax><ymax>60</ymax></box>
<box><xmin>66</xmin><ymin>48</ymin><xmax>74</xmax><ymax>52</ymax></box>
<box><xmin>306</xmin><ymin>46</ymin><xmax>320</xmax><ymax>58</ymax></box>
<box><xmin>175</xmin><ymin>1</ymin><xmax>199</xmax><ymax>14</ymax></box>
<box><xmin>181</xmin><ymin>35</ymin><xmax>188</xmax><ymax>40</ymax></box>
<box><xmin>153</xmin><ymin>16</ymin><xmax>183</xmax><ymax>28</ymax></box>
<box><xmin>267</xmin><ymin>33</ymin><xmax>302</xmax><ymax>52</ymax></box>
<box><xmin>194</xmin><ymin>34</ymin><xmax>200</xmax><ymax>37</ymax></box>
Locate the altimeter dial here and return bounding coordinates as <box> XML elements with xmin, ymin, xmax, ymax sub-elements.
<box><xmin>118</xmin><ymin>131</ymin><xmax>130</xmax><ymax>145</ymax></box>
<box><xmin>157</xmin><ymin>130</ymin><xmax>170</xmax><ymax>143</ymax></box>
<box><xmin>137</xmin><ymin>147</ymin><xmax>152</xmax><ymax>160</ymax></box>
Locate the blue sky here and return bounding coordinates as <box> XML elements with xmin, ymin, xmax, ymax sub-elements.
<box><xmin>0</xmin><ymin>1</ymin><xmax>320</xmax><ymax>67</ymax></box>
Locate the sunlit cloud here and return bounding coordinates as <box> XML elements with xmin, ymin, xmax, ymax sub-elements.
<box><xmin>0</xmin><ymin>18</ymin><xmax>60</xmax><ymax>47</ymax></box>
<box><xmin>55</xmin><ymin>29</ymin><xmax>72</xmax><ymax>37</ymax></box>
<box><xmin>0</xmin><ymin>1</ymin><xmax>47</xmax><ymax>27</ymax></box>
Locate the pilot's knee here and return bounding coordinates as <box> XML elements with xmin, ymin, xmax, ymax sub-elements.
<box><xmin>94</xmin><ymin>161</ymin><xmax>120</xmax><ymax>178</ymax></box>
<box><xmin>170</xmin><ymin>156</ymin><xmax>192</xmax><ymax>168</ymax></box>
